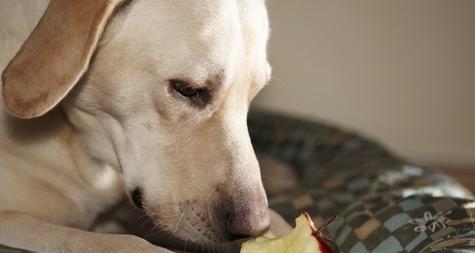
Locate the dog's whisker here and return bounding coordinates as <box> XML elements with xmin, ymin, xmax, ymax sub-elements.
<box><xmin>223</xmin><ymin>242</ymin><xmax>232</xmax><ymax>253</ymax></box>
<box><xmin>270</xmin><ymin>75</ymin><xmax>283</xmax><ymax>84</ymax></box>
<box><xmin>172</xmin><ymin>210</ymin><xmax>185</xmax><ymax>235</ymax></box>
<box><xmin>183</xmin><ymin>238</ymin><xmax>189</xmax><ymax>253</ymax></box>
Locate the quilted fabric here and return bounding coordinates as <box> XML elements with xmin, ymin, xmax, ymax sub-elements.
<box><xmin>248</xmin><ymin>111</ymin><xmax>475</xmax><ymax>253</ymax></box>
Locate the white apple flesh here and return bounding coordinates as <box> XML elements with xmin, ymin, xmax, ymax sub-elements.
<box><xmin>240</xmin><ymin>212</ymin><xmax>337</xmax><ymax>253</ymax></box>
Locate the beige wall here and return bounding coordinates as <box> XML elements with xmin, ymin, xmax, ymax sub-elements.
<box><xmin>254</xmin><ymin>1</ymin><xmax>475</xmax><ymax>167</ymax></box>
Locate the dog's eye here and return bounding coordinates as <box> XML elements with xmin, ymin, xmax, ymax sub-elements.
<box><xmin>171</xmin><ymin>80</ymin><xmax>200</xmax><ymax>97</ymax></box>
<box><xmin>169</xmin><ymin>79</ymin><xmax>211</xmax><ymax>107</ymax></box>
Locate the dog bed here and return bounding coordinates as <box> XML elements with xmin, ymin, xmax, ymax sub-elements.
<box><xmin>1</xmin><ymin>110</ymin><xmax>474</xmax><ymax>253</ymax></box>
<box><xmin>249</xmin><ymin>111</ymin><xmax>475</xmax><ymax>253</ymax></box>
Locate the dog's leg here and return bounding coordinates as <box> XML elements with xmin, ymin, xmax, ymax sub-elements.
<box><xmin>0</xmin><ymin>211</ymin><xmax>174</xmax><ymax>253</ymax></box>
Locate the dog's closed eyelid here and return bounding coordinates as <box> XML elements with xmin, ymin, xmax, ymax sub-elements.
<box><xmin>168</xmin><ymin>79</ymin><xmax>213</xmax><ymax>108</ymax></box>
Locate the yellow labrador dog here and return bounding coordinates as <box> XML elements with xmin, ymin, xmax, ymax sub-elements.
<box><xmin>0</xmin><ymin>0</ymin><xmax>290</xmax><ymax>252</ymax></box>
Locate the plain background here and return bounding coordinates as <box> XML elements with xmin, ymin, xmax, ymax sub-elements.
<box><xmin>253</xmin><ymin>0</ymin><xmax>475</xmax><ymax>168</ymax></box>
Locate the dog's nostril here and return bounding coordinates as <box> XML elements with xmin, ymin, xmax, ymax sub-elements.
<box><xmin>131</xmin><ymin>188</ymin><xmax>143</xmax><ymax>209</ymax></box>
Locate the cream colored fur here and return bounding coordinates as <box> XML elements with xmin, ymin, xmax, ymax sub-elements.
<box><xmin>0</xmin><ymin>1</ymin><xmax>291</xmax><ymax>253</ymax></box>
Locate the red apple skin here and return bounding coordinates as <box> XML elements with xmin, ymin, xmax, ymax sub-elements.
<box><xmin>303</xmin><ymin>212</ymin><xmax>339</xmax><ymax>253</ymax></box>
<box><xmin>314</xmin><ymin>234</ymin><xmax>339</xmax><ymax>253</ymax></box>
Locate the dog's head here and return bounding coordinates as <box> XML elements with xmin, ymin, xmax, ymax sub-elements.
<box><xmin>2</xmin><ymin>0</ymin><xmax>271</xmax><ymax>250</ymax></box>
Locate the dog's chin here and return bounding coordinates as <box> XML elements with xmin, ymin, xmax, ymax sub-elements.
<box><xmin>138</xmin><ymin>204</ymin><xmax>243</xmax><ymax>252</ymax></box>
<box><xmin>138</xmin><ymin>220</ymin><xmax>241</xmax><ymax>253</ymax></box>
<box><xmin>187</xmin><ymin>241</ymin><xmax>242</xmax><ymax>253</ymax></box>
<box><xmin>170</xmin><ymin>239</ymin><xmax>242</xmax><ymax>253</ymax></box>
<box><xmin>146</xmin><ymin>231</ymin><xmax>242</xmax><ymax>253</ymax></box>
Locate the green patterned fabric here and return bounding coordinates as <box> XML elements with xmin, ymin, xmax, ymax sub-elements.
<box><xmin>248</xmin><ymin>111</ymin><xmax>475</xmax><ymax>253</ymax></box>
<box><xmin>1</xmin><ymin>111</ymin><xmax>474</xmax><ymax>253</ymax></box>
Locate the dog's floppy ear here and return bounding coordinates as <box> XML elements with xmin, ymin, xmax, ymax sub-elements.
<box><xmin>2</xmin><ymin>0</ymin><xmax>127</xmax><ymax>119</ymax></box>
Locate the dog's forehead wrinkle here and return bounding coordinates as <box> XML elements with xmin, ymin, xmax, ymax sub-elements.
<box><xmin>107</xmin><ymin>0</ymin><xmax>268</xmax><ymax>79</ymax></box>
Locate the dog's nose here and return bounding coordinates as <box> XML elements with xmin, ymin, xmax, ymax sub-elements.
<box><xmin>226</xmin><ymin>207</ymin><xmax>270</xmax><ymax>238</ymax></box>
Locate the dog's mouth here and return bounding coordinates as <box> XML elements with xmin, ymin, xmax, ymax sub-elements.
<box><xmin>138</xmin><ymin>202</ymin><xmax>244</xmax><ymax>253</ymax></box>
<box><xmin>150</xmin><ymin>235</ymin><xmax>243</xmax><ymax>253</ymax></box>
<box><xmin>140</xmin><ymin>218</ymin><xmax>244</xmax><ymax>253</ymax></box>
<box><xmin>126</xmin><ymin>188</ymin><xmax>268</xmax><ymax>253</ymax></box>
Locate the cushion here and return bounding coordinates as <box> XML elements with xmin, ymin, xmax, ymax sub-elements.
<box><xmin>249</xmin><ymin>111</ymin><xmax>475</xmax><ymax>253</ymax></box>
